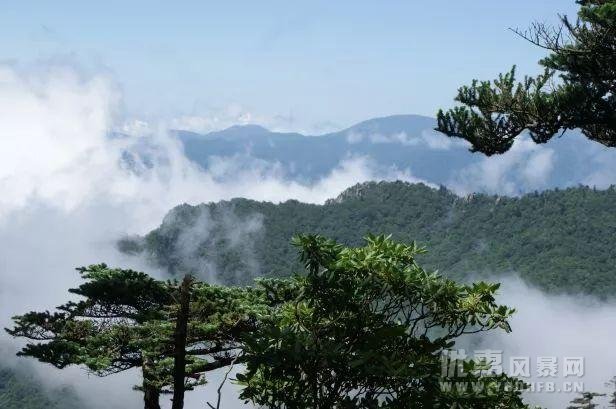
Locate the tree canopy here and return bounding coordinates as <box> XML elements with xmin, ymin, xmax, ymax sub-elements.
<box><xmin>5</xmin><ymin>264</ymin><xmax>279</xmax><ymax>409</ymax></box>
<box><xmin>121</xmin><ymin>182</ymin><xmax>616</xmax><ymax>298</ymax></box>
<box><xmin>238</xmin><ymin>234</ymin><xmax>527</xmax><ymax>409</ymax></box>
<box><xmin>7</xmin><ymin>235</ymin><xmax>536</xmax><ymax>409</ymax></box>
<box><xmin>436</xmin><ymin>0</ymin><xmax>616</xmax><ymax>155</ymax></box>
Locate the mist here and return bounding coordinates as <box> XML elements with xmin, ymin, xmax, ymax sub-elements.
<box><xmin>1</xmin><ymin>61</ymin><xmax>615</xmax><ymax>409</ymax></box>
<box><xmin>0</xmin><ymin>62</ymin><xmax>426</xmax><ymax>408</ymax></box>
<box><xmin>478</xmin><ymin>278</ymin><xmax>616</xmax><ymax>408</ymax></box>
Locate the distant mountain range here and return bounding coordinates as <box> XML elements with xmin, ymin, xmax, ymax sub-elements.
<box><xmin>173</xmin><ymin>114</ymin><xmax>616</xmax><ymax>194</ymax></box>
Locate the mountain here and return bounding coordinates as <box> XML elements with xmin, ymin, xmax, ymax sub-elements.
<box><xmin>174</xmin><ymin>115</ymin><xmax>468</xmax><ymax>184</ymax></box>
<box><xmin>0</xmin><ymin>364</ymin><xmax>83</xmax><ymax>409</ymax></box>
<box><xmin>120</xmin><ymin>181</ymin><xmax>616</xmax><ymax>298</ymax></box>
<box><xmin>173</xmin><ymin>115</ymin><xmax>616</xmax><ymax>194</ymax></box>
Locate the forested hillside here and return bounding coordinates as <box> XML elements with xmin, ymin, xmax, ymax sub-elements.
<box><xmin>0</xmin><ymin>365</ymin><xmax>82</xmax><ymax>409</ymax></box>
<box><xmin>120</xmin><ymin>182</ymin><xmax>616</xmax><ymax>297</ymax></box>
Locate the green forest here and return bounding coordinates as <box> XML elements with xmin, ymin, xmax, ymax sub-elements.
<box><xmin>121</xmin><ymin>181</ymin><xmax>616</xmax><ymax>298</ymax></box>
<box><xmin>0</xmin><ymin>366</ymin><xmax>82</xmax><ymax>409</ymax></box>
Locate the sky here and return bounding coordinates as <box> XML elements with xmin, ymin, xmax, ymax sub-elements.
<box><xmin>0</xmin><ymin>0</ymin><xmax>579</xmax><ymax>133</ymax></box>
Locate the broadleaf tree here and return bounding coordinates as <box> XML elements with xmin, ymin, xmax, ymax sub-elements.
<box><xmin>238</xmin><ymin>234</ymin><xmax>530</xmax><ymax>409</ymax></box>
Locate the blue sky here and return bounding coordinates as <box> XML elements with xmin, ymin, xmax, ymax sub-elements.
<box><xmin>1</xmin><ymin>1</ymin><xmax>578</xmax><ymax>132</ymax></box>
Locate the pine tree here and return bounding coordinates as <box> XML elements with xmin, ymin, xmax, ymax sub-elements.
<box><xmin>5</xmin><ymin>264</ymin><xmax>277</xmax><ymax>409</ymax></box>
<box><xmin>170</xmin><ymin>275</ymin><xmax>192</xmax><ymax>409</ymax></box>
<box><xmin>437</xmin><ymin>1</ymin><xmax>616</xmax><ymax>155</ymax></box>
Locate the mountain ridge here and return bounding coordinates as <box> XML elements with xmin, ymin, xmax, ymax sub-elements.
<box><xmin>120</xmin><ymin>181</ymin><xmax>616</xmax><ymax>298</ymax></box>
<box><xmin>173</xmin><ymin>114</ymin><xmax>436</xmax><ymax>139</ymax></box>
<box><xmin>171</xmin><ymin>114</ymin><xmax>616</xmax><ymax>194</ymax></box>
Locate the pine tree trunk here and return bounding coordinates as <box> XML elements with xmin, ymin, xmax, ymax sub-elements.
<box><xmin>171</xmin><ymin>275</ymin><xmax>192</xmax><ymax>409</ymax></box>
<box><xmin>142</xmin><ymin>358</ymin><xmax>161</xmax><ymax>409</ymax></box>
<box><xmin>143</xmin><ymin>385</ymin><xmax>161</xmax><ymax>409</ymax></box>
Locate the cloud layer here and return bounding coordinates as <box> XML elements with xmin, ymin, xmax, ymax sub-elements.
<box><xmin>0</xmin><ymin>63</ymin><xmax>428</xmax><ymax>408</ymax></box>
<box><xmin>474</xmin><ymin>277</ymin><xmax>616</xmax><ymax>408</ymax></box>
<box><xmin>1</xmin><ymin>61</ymin><xmax>616</xmax><ymax>409</ymax></box>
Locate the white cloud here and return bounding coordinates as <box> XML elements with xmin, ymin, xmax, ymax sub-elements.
<box><xmin>473</xmin><ymin>277</ymin><xmax>616</xmax><ymax>408</ymax></box>
<box><xmin>346</xmin><ymin>130</ymin><xmax>417</xmax><ymax>145</ymax></box>
<box><xmin>0</xmin><ymin>65</ymin><xmax>120</xmax><ymax>218</ymax></box>
<box><xmin>0</xmin><ymin>63</ymin><xmax>431</xmax><ymax>230</ymax></box>
<box><xmin>165</xmin><ymin>104</ymin><xmax>262</xmax><ymax>134</ymax></box>
<box><xmin>0</xmin><ymin>62</ymin><xmax>430</xmax><ymax>408</ymax></box>
<box><xmin>204</xmin><ymin>155</ymin><xmax>424</xmax><ymax>204</ymax></box>
<box><xmin>449</xmin><ymin>136</ymin><xmax>556</xmax><ymax>196</ymax></box>
<box><xmin>161</xmin><ymin>103</ymin><xmax>330</xmax><ymax>135</ymax></box>
<box><xmin>419</xmin><ymin>129</ymin><xmax>469</xmax><ymax>150</ymax></box>
<box><xmin>346</xmin><ymin>128</ymin><xmax>467</xmax><ymax>150</ymax></box>
<box><xmin>522</xmin><ymin>148</ymin><xmax>555</xmax><ymax>189</ymax></box>
<box><xmin>582</xmin><ymin>145</ymin><xmax>616</xmax><ymax>189</ymax></box>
